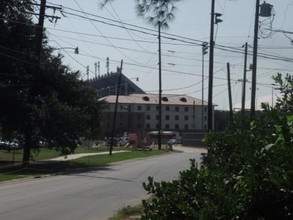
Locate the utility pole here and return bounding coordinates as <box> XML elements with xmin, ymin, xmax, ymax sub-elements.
<box><xmin>208</xmin><ymin>0</ymin><xmax>222</xmax><ymax>131</ymax></box>
<box><xmin>251</xmin><ymin>0</ymin><xmax>260</xmax><ymax>118</ymax></box>
<box><xmin>202</xmin><ymin>42</ymin><xmax>208</xmax><ymax>131</ymax></box>
<box><xmin>241</xmin><ymin>42</ymin><xmax>248</xmax><ymax>121</ymax></box>
<box><xmin>98</xmin><ymin>61</ymin><xmax>100</xmax><ymax>77</ymax></box>
<box><xmin>106</xmin><ymin>57</ymin><xmax>109</xmax><ymax>75</ymax></box>
<box><xmin>94</xmin><ymin>62</ymin><xmax>97</xmax><ymax>79</ymax></box>
<box><xmin>23</xmin><ymin>0</ymin><xmax>47</xmax><ymax>166</ymax></box>
<box><xmin>35</xmin><ymin>0</ymin><xmax>46</xmax><ymax>63</ymax></box>
<box><xmin>158</xmin><ymin>22</ymin><xmax>162</xmax><ymax>150</ymax></box>
<box><xmin>86</xmin><ymin>65</ymin><xmax>89</xmax><ymax>81</ymax></box>
<box><xmin>109</xmin><ymin>60</ymin><xmax>123</xmax><ymax>156</ymax></box>
<box><xmin>227</xmin><ymin>62</ymin><xmax>233</xmax><ymax>120</ymax></box>
<box><xmin>207</xmin><ymin>0</ymin><xmax>215</xmax><ymax>131</ymax></box>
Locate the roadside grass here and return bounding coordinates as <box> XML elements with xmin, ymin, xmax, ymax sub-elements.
<box><xmin>109</xmin><ymin>197</ymin><xmax>155</xmax><ymax>220</ymax></box>
<box><xmin>72</xmin><ymin>150</ymin><xmax>167</xmax><ymax>166</ymax></box>
<box><xmin>0</xmin><ymin>150</ymin><xmax>169</xmax><ymax>182</ymax></box>
<box><xmin>0</xmin><ymin>145</ymin><xmax>112</xmax><ymax>165</ymax></box>
<box><xmin>108</xmin><ymin>204</ymin><xmax>142</xmax><ymax>220</ymax></box>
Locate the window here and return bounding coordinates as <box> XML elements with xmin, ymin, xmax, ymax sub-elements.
<box><xmin>175</xmin><ymin>115</ymin><xmax>179</xmax><ymax>120</ymax></box>
<box><xmin>165</xmin><ymin>115</ymin><xmax>170</xmax><ymax>120</ymax></box>
<box><xmin>185</xmin><ymin>124</ymin><xmax>189</xmax><ymax>130</ymax></box>
<box><xmin>175</xmin><ymin>124</ymin><xmax>179</xmax><ymax>129</ymax></box>
<box><xmin>184</xmin><ymin>116</ymin><xmax>189</xmax><ymax>121</ymax></box>
<box><xmin>184</xmin><ymin>106</ymin><xmax>189</xmax><ymax>112</ymax></box>
<box><xmin>175</xmin><ymin>106</ymin><xmax>179</xmax><ymax>112</ymax></box>
<box><xmin>146</xmin><ymin>124</ymin><xmax>150</xmax><ymax>129</ymax></box>
<box><xmin>156</xmin><ymin>115</ymin><xmax>159</xmax><ymax>120</ymax></box>
<box><xmin>180</xmin><ymin>97</ymin><xmax>187</xmax><ymax>102</ymax></box>
<box><xmin>143</xmin><ymin>96</ymin><xmax>150</xmax><ymax>101</ymax></box>
<box><xmin>162</xmin><ymin>97</ymin><xmax>168</xmax><ymax>102</ymax></box>
<box><xmin>146</xmin><ymin>105</ymin><xmax>151</xmax><ymax>111</ymax></box>
<box><xmin>165</xmin><ymin>124</ymin><xmax>170</xmax><ymax>129</ymax></box>
<box><xmin>165</xmin><ymin>106</ymin><xmax>170</xmax><ymax>111</ymax></box>
<box><xmin>156</xmin><ymin>106</ymin><xmax>159</xmax><ymax>111</ymax></box>
<box><xmin>146</xmin><ymin>115</ymin><xmax>151</xmax><ymax>120</ymax></box>
<box><xmin>204</xmin><ymin>116</ymin><xmax>207</xmax><ymax>121</ymax></box>
<box><xmin>137</xmin><ymin>105</ymin><xmax>142</xmax><ymax>111</ymax></box>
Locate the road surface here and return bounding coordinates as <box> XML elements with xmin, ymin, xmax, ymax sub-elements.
<box><xmin>0</xmin><ymin>148</ymin><xmax>205</xmax><ymax>220</ymax></box>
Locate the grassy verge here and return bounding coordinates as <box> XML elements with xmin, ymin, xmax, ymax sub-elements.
<box><xmin>0</xmin><ymin>145</ymin><xmax>112</xmax><ymax>164</ymax></box>
<box><xmin>0</xmin><ymin>150</ymin><xmax>169</xmax><ymax>182</ymax></box>
<box><xmin>109</xmin><ymin>204</ymin><xmax>142</xmax><ymax>220</ymax></box>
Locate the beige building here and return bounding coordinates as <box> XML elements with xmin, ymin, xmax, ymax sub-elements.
<box><xmin>100</xmin><ymin>93</ymin><xmax>214</xmax><ymax>137</ymax></box>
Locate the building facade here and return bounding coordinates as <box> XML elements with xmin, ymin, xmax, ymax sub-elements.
<box><xmin>100</xmin><ymin>93</ymin><xmax>214</xmax><ymax>137</ymax></box>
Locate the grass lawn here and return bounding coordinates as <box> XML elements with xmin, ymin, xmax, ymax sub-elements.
<box><xmin>0</xmin><ymin>145</ymin><xmax>111</xmax><ymax>165</ymax></box>
<box><xmin>0</xmin><ymin>150</ymin><xmax>170</xmax><ymax>182</ymax></box>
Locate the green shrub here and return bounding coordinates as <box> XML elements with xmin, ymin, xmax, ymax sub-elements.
<box><xmin>141</xmin><ymin>74</ymin><xmax>293</xmax><ymax>219</ymax></box>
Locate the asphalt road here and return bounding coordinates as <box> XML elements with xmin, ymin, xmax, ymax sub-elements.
<box><xmin>0</xmin><ymin>149</ymin><xmax>204</xmax><ymax>220</ymax></box>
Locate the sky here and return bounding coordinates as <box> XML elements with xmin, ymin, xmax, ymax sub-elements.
<box><xmin>44</xmin><ymin>0</ymin><xmax>293</xmax><ymax>110</ymax></box>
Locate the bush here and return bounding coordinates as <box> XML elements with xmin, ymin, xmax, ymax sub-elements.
<box><xmin>141</xmin><ymin>74</ymin><xmax>293</xmax><ymax>219</ymax></box>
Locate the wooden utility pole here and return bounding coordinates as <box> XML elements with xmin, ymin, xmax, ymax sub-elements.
<box><xmin>251</xmin><ymin>0</ymin><xmax>260</xmax><ymax>118</ymax></box>
<box><xmin>207</xmin><ymin>0</ymin><xmax>215</xmax><ymax>131</ymax></box>
<box><xmin>202</xmin><ymin>42</ymin><xmax>208</xmax><ymax>131</ymax></box>
<box><xmin>109</xmin><ymin>60</ymin><xmax>123</xmax><ymax>156</ymax></box>
<box><xmin>227</xmin><ymin>63</ymin><xmax>233</xmax><ymax>119</ymax></box>
<box><xmin>241</xmin><ymin>42</ymin><xmax>248</xmax><ymax>121</ymax></box>
<box><xmin>35</xmin><ymin>0</ymin><xmax>46</xmax><ymax>63</ymax></box>
<box><xmin>86</xmin><ymin>65</ymin><xmax>89</xmax><ymax>81</ymax></box>
<box><xmin>23</xmin><ymin>0</ymin><xmax>47</xmax><ymax>166</ymax></box>
<box><xmin>158</xmin><ymin>22</ymin><xmax>162</xmax><ymax>150</ymax></box>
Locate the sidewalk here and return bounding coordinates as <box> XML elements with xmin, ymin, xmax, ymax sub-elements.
<box><xmin>1</xmin><ymin>146</ymin><xmax>205</xmax><ymax>169</ymax></box>
<box><xmin>172</xmin><ymin>145</ymin><xmax>207</xmax><ymax>154</ymax></box>
<box><xmin>40</xmin><ymin>150</ymin><xmax>130</xmax><ymax>162</ymax></box>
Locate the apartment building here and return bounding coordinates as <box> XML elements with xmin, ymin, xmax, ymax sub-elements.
<box><xmin>100</xmin><ymin>93</ymin><xmax>213</xmax><ymax>137</ymax></box>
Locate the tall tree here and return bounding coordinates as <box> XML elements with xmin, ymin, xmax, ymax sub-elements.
<box><xmin>0</xmin><ymin>0</ymin><xmax>103</xmax><ymax>165</ymax></box>
<box><xmin>100</xmin><ymin>0</ymin><xmax>183</xmax><ymax>150</ymax></box>
<box><xmin>0</xmin><ymin>0</ymin><xmax>36</xmax><ymax>164</ymax></box>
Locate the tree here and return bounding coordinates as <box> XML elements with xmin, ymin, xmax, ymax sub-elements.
<box><xmin>0</xmin><ymin>0</ymin><xmax>36</xmax><ymax>163</ymax></box>
<box><xmin>141</xmin><ymin>74</ymin><xmax>293</xmax><ymax>219</ymax></box>
<box><xmin>100</xmin><ymin>0</ymin><xmax>183</xmax><ymax>150</ymax></box>
<box><xmin>0</xmin><ymin>0</ymin><xmax>103</xmax><ymax>165</ymax></box>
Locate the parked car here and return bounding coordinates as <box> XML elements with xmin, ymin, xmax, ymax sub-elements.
<box><xmin>118</xmin><ymin>137</ymin><xmax>129</xmax><ymax>146</ymax></box>
<box><xmin>0</xmin><ymin>140</ymin><xmax>21</xmax><ymax>151</ymax></box>
<box><xmin>168</xmin><ymin>138</ymin><xmax>177</xmax><ymax>145</ymax></box>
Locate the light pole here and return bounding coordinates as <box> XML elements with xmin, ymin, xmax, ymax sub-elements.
<box><xmin>202</xmin><ymin>42</ymin><xmax>208</xmax><ymax>131</ymax></box>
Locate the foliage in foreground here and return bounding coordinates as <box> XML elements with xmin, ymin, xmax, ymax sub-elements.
<box><xmin>141</xmin><ymin>74</ymin><xmax>293</xmax><ymax>220</ymax></box>
<box><xmin>0</xmin><ymin>0</ymin><xmax>103</xmax><ymax>165</ymax></box>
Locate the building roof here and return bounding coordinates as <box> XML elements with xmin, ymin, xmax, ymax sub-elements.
<box><xmin>100</xmin><ymin>93</ymin><xmax>211</xmax><ymax>106</ymax></box>
<box><xmin>89</xmin><ymin>70</ymin><xmax>145</xmax><ymax>97</ymax></box>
